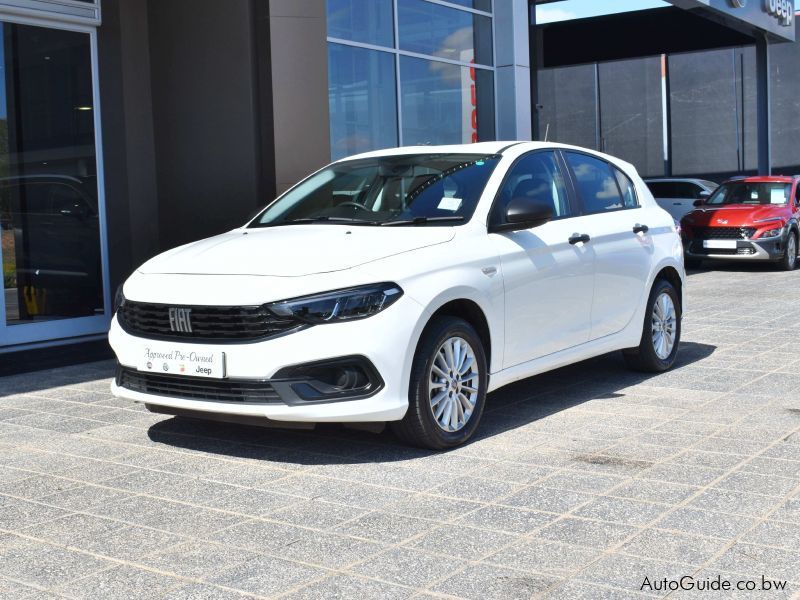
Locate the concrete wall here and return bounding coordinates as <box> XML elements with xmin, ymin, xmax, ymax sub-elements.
<box><xmin>147</xmin><ymin>0</ymin><xmax>263</xmax><ymax>251</ymax></box>
<box><xmin>267</xmin><ymin>0</ymin><xmax>331</xmax><ymax>193</ymax></box>
<box><xmin>97</xmin><ymin>0</ymin><xmax>159</xmax><ymax>291</ymax></box>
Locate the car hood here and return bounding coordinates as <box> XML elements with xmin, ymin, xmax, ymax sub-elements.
<box><xmin>682</xmin><ymin>204</ymin><xmax>789</xmax><ymax>227</ymax></box>
<box><xmin>138</xmin><ymin>225</ymin><xmax>456</xmax><ymax>276</ymax></box>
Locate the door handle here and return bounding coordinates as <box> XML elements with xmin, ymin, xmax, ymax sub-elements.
<box><xmin>673</xmin><ymin>202</ymin><xmax>682</xmax><ymax>206</ymax></box>
<box><xmin>633</xmin><ymin>224</ymin><xmax>649</xmax><ymax>234</ymax></box>
<box><xmin>569</xmin><ymin>233</ymin><xmax>591</xmax><ymax>245</ymax></box>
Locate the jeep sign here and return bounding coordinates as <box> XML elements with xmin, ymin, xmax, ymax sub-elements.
<box><xmin>765</xmin><ymin>0</ymin><xmax>794</xmax><ymax>26</ymax></box>
<box><xmin>669</xmin><ymin>0</ymin><xmax>796</xmax><ymax>41</ymax></box>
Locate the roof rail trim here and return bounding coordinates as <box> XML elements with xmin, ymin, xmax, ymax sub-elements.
<box><xmin>497</xmin><ymin>142</ymin><xmax>526</xmax><ymax>154</ymax></box>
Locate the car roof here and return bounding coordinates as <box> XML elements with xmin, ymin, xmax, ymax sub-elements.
<box><xmin>337</xmin><ymin>141</ymin><xmax>636</xmax><ymax>171</ymax></box>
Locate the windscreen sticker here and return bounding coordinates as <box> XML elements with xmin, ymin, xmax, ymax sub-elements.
<box><xmin>770</xmin><ymin>188</ymin><xmax>786</xmax><ymax>204</ymax></box>
<box><xmin>438</xmin><ymin>197</ymin><xmax>463</xmax><ymax>211</ymax></box>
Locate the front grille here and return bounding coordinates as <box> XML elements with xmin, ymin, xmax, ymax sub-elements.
<box><xmin>118</xmin><ymin>301</ymin><xmax>302</xmax><ymax>342</ymax></box>
<box><xmin>117</xmin><ymin>367</ymin><xmax>283</xmax><ymax>404</ymax></box>
<box><xmin>693</xmin><ymin>227</ymin><xmax>756</xmax><ymax>240</ymax></box>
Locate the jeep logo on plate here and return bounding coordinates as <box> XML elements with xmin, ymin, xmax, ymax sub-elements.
<box><xmin>168</xmin><ymin>307</ymin><xmax>193</xmax><ymax>333</ymax></box>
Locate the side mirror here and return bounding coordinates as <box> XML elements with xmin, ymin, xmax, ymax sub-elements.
<box><xmin>490</xmin><ymin>197</ymin><xmax>554</xmax><ymax>233</ymax></box>
<box><xmin>692</xmin><ymin>199</ymin><xmax>705</xmax><ymax>207</ymax></box>
<box><xmin>699</xmin><ymin>190</ymin><xmax>711</xmax><ymax>199</ymax></box>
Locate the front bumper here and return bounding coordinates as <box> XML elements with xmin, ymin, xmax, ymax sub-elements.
<box><xmin>109</xmin><ymin>294</ymin><xmax>426</xmax><ymax>423</ymax></box>
<box><xmin>684</xmin><ymin>235</ymin><xmax>785</xmax><ymax>261</ymax></box>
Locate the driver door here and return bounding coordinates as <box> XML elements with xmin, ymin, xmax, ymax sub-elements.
<box><xmin>489</xmin><ymin>151</ymin><xmax>596</xmax><ymax>369</ymax></box>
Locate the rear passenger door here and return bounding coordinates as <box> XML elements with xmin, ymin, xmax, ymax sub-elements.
<box><xmin>562</xmin><ymin>151</ymin><xmax>653</xmax><ymax>340</ymax></box>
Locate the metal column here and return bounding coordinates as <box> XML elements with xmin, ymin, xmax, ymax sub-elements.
<box><xmin>528</xmin><ymin>0</ymin><xmax>540</xmax><ymax>140</ymax></box>
<box><xmin>755</xmin><ymin>34</ymin><xmax>771</xmax><ymax>175</ymax></box>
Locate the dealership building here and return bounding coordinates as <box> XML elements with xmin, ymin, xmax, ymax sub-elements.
<box><xmin>0</xmin><ymin>0</ymin><xmax>797</xmax><ymax>357</ymax></box>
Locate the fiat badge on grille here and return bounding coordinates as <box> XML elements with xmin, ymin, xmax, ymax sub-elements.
<box><xmin>168</xmin><ymin>307</ymin><xmax>193</xmax><ymax>333</ymax></box>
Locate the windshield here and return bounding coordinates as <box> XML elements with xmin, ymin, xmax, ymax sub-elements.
<box><xmin>250</xmin><ymin>154</ymin><xmax>501</xmax><ymax>227</ymax></box>
<box><xmin>706</xmin><ymin>181</ymin><xmax>791</xmax><ymax>206</ymax></box>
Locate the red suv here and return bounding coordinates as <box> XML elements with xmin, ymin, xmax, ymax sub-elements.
<box><xmin>680</xmin><ymin>176</ymin><xmax>800</xmax><ymax>270</ymax></box>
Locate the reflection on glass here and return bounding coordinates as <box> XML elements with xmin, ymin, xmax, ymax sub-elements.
<box><xmin>326</xmin><ymin>0</ymin><xmax>394</xmax><ymax>47</ymax></box>
<box><xmin>328</xmin><ymin>43</ymin><xmax>398</xmax><ymax>160</ymax></box>
<box><xmin>0</xmin><ymin>23</ymin><xmax>103</xmax><ymax>325</ymax></box>
<box><xmin>400</xmin><ymin>56</ymin><xmax>495</xmax><ymax>146</ymax></box>
<box><xmin>398</xmin><ymin>0</ymin><xmax>493</xmax><ymax>66</ymax></box>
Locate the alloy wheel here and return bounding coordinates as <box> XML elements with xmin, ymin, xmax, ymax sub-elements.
<box><xmin>428</xmin><ymin>336</ymin><xmax>479</xmax><ymax>432</ymax></box>
<box><xmin>651</xmin><ymin>292</ymin><xmax>677</xmax><ymax>360</ymax></box>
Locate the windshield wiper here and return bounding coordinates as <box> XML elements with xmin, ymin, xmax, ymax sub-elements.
<box><xmin>265</xmin><ymin>216</ymin><xmax>381</xmax><ymax>227</ymax></box>
<box><xmin>381</xmin><ymin>216</ymin><xmax>465</xmax><ymax>226</ymax></box>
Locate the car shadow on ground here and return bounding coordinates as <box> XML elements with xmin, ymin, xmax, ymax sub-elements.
<box><xmin>145</xmin><ymin>341</ymin><xmax>717</xmax><ymax>465</ymax></box>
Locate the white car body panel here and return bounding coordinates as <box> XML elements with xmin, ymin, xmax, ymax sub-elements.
<box><xmin>109</xmin><ymin>141</ymin><xmax>685</xmax><ymax>426</ymax></box>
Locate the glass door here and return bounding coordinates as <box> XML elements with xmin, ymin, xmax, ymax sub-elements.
<box><xmin>0</xmin><ymin>18</ymin><xmax>109</xmax><ymax>348</ymax></box>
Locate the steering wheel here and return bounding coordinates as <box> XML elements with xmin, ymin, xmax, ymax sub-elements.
<box><xmin>337</xmin><ymin>201</ymin><xmax>370</xmax><ymax>211</ymax></box>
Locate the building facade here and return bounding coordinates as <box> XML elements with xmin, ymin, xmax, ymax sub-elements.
<box><xmin>0</xmin><ymin>0</ymin><xmax>796</xmax><ymax>354</ymax></box>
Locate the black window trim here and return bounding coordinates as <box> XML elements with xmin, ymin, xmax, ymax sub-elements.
<box><xmin>560</xmin><ymin>149</ymin><xmax>641</xmax><ymax>215</ymax></box>
<box><xmin>486</xmin><ymin>148</ymin><xmax>580</xmax><ymax>231</ymax></box>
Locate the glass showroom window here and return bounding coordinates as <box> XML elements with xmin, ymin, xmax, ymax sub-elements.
<box><xmin>327</xmin><ymin>0</ymin><xmax>495</xmax><ymax>159</ymax></box>
<box><xmin>328</xmin><ymin>43</ymin><xmax>398</xmax><ymax>160</ymax></box>
<box><xmin>0</xmin><ymin>19</ymin><xmax>108</xmax><ymax>346</ymax></box>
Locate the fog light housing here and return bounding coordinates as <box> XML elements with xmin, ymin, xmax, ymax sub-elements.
<box><xmin>273</xmin><ymin>356</ymin><xmax>383</xmax><ymax>403</ymax></box>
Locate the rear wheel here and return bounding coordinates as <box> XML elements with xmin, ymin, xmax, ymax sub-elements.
<box><xmin>391</xmin><ymin>316</ymin><xmax>487</xmax><ymax>450</ymax></box>
<box><xmin>779</xmin><ymin>231</ymin><xmax>797</xmax><ymax>271</ymax></box>
<box><xmin>623</xmin><ymin>279</ymin><xmax>681</xmax><ymax>372</ymax></box>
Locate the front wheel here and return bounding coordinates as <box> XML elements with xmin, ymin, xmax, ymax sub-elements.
<box><xmin>623</xmin><ymin>279</ymin><xmax>681</xmax><ymax>372</ymax></box>
<box><xmin>391</xmin><ymin>316</ymin><xmax>488</xmax><ymax>450</ymax></box>
<box><xmin>779</xmin><ymin>232</ymin><xmax>797</xmax><ymax>271</ymax></box>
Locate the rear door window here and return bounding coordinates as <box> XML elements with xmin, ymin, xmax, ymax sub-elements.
<box><xmin>564</xmin><ymin>152</ymin><xmax>625</xmax><ymax>214</ymax></box>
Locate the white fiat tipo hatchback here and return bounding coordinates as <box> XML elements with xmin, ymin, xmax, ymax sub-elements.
<box><xmin>110</xmin><ymin>142</ymin><xmax>685</xmax><ymax>449</ymax></box>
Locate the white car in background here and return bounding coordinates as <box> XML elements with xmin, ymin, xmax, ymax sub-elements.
<box><xmin>109</xmin><ymin>142</ymin><xmax>685</xmax><ymax>449</ymax></box>
<box><xmin>645</xmin><ymin>178</ymin><xmax>718</xmax><ymax>221</ymax></box>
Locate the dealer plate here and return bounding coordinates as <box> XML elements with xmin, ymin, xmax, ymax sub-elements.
<box><xmin>703</xmin><ymin>239</ymin><xmax>737</xmax><ymax>250</ymax></box>
<box><xmin>137</xmin><ymin>344</ymin><xmax>226</xmax><ymax>379</ymax></box>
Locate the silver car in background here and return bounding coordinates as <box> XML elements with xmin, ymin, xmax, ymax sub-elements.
<box><xmin>645</xmin><ymin>178</ymin><xmax>718</xmax><ymax>221</ymax></box>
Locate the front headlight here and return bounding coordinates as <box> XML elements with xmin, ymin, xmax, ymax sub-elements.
<box><xmin>760</xmin><ymin>227</ymin><xmax>784</xmax><ymax>239</ymax></box>
<box><xmin>269</xmin><ymin>283</ymin><xmax>403</xmax><ymax>324</ymax></box>
<box><xmin>113</xmin><ymin>284</ymin><xmax>126</xmax><ymax>313</ymax></box>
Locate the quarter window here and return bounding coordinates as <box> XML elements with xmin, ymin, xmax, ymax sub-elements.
<box><xmin>493</xmin><ymin>151</ymin><xmax>571</xmax><ymax>225</ymax></box>
<box><xmin>564</xmin><ymin>152</ymin><xmax>625</xmax><ymax>214</ymax></box>
<box><xmin>614</xmin><ymin>168</ymin><xmax>638</xmax><ymax>209</ymax></box>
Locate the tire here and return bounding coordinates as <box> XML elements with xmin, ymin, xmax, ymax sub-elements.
<box><xmin>778</xmin><ymin>231</ymin><xmax>798</xmax><ymax>271</ymax></box>
<box><xmin>684</xmin><ymin>257</ymin><xmax>702</xmax><ymax>270</ymax></box>
<box><xmin>623</xmin><ymin>278</ymin><xmax>681</xmax><ymax>373</ymax></box>
<box><xmin>391</xmin><ymin>316</ymin><xmax>488</xmax><ymax>450</ymax></box>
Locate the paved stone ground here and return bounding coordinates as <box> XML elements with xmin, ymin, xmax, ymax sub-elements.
<box><xmin>1</xmin><ymin>265</ymin><xmax>799</xmax><ymax>599</ymax></box>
